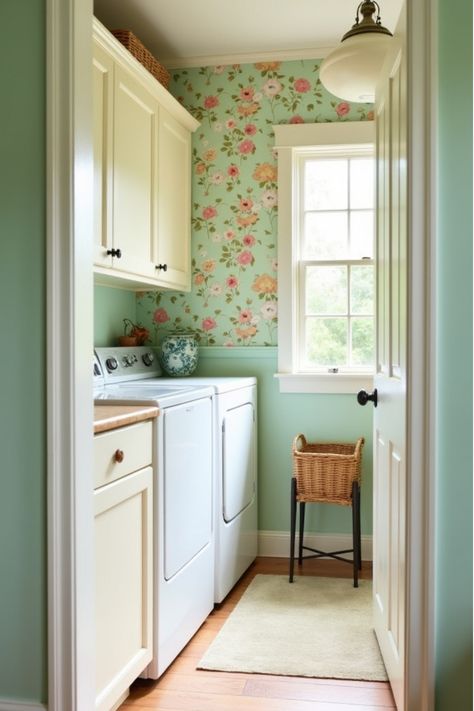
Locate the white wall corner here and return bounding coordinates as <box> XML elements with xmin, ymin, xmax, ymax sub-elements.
<box><xmin>258</xmin><ymin>530</ymin><xmax>373</xmax><ymax>561</ymax></box>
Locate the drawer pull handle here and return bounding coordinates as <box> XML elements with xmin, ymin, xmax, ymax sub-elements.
<box><xmin>113</xmin><ymin>449</ymin><xmax>124</xmax><ymax>463</ymax></box>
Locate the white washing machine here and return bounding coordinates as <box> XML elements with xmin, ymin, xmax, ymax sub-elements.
<box><xmin>94</xmin><ymin>349</ymin><xmax>215</xmax><ymax>677</ymax></box>
<box><xmin>98</xmin><ymin>347</ymin><xmax>259</xmax><ymax>603</ymax></box>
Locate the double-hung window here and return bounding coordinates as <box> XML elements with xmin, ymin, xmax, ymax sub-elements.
<box><xmin>274</xmin><ymin>122</ymin><xmax>375</xmax><ymax>393</ymax></box>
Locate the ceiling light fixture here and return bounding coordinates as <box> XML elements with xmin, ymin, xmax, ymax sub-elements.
<box><xmin>319</xmin><ymin>0</ymin><xmax>393</xmax><ymax>103</ymax></box>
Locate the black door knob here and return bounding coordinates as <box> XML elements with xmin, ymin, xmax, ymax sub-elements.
<box><xmin>106</xmin><ymin>248</ymin><xmax>122</xmax><ymax>258</ymax></box>
<box><xmin>357</xmin><ymin>388</ymin><xmax>378</xmax><ymax>407</ymax></box>
<box><xmin>156</xmin><ymin>263</ymin><xmax>168</xmax><ymax>272</ymax></box>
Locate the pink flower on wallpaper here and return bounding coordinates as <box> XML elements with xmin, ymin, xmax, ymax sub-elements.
<box><xmin>213</xmin><ymin>65</ymin><xmax>225</xmax><ymax>74</ymax></box>
<box><xmin>242</xmin><ymin>234</ymin><xmax>256</xmax><ymax>247</ymax></box>
<box><xmin>226</xmin><ymin>275</ymin><xmax>239</xmax><ymax>289</ymax></box>
<box><xmin>195</xmin><ymin>162</ymin><xmax>206</xmax><ymax>174</ymax></box>
<box><xmin>367</xmin><ymin>110</ymin><xmax>375</xmax><ymax>121</ymax></box>
<box><xmin>336</xmin><ymin>101</ymin><xmax>351</xmax><ymax>117</ymax></box>
<box><xmin>294</xmin><ymin>78</ymin><xmax>311</xmax><ymax>93</ymax></box>
<box><xmin>194</xmin><ymin>274</ymin><xmax>205</xmax><ymax>285</ymax></box>
<box><xmin>202</xmin><ymin>205</ymin><xmax>217</xmax><ymax>220</ymax></box>
<box><xmin>244</xmin><ymin>123</ymin><xmax>257</xmax><ymax>135</ymax></box>
<box><xmin>240</xmin><ymin>87</ymin><xmax>255</xmax><ymax>101</ymax></box>
<box><xmin>153</xmin><ymin>308</ymin><xmax>169</xmax><ymax>324</ymax></box>
<box><xmin>227</xmin><ymin>164</ymin><xmax>240</xmax><ymax>178</ymax></box>
<box><xmin>202</xmin><ymin>317</ymin><xmax>217</xmax><ymax>331</ymax></box>
<box><xmin>262</xmin><ymin>79</ymin><xmax>282</xmax><ymax>97</ymax></box>
<box><xmin>225</xmin><ymin>118</ymin><xmax>236</xmax><ymax>130</ymax></box>
<box><xmin>204</xmin><ymin>95</ymin><xmax>219</xmax><ymax>109</ymax></box>
<box><xmin>237</xmin><ymin>250</ymin><xmax>254</xmax><ymax>266</ymax></box>
<box><xmin>225</xmin><ymin>229</ymin><xmax>235</xmax><ymax>241</ymax></box>
<box><xmin>289</xmin><ymin>115</ymin><xmax>304</xmax><ymax>124</ymax></box>
<box><xmin>238</xmin><ymin>139</ymin><xmax>256</xmax><ymax>155</ymax></box>
<box><xmin>239</xmin><ymin>198</ymin><xmax>254</xmax><ymax>212</ymax></box>
<box><xmin>239</xmin><ymin>309</ymin><xmax>253</xmax><ymax>323</ymax></box>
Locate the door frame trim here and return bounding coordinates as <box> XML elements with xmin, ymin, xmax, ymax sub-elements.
<box><xmin>46</xmin><ymin>0</ymin><xmax>95</xmax><ymax>709</ymax></box>
<box><xmin>45</xmin><ymin>0</ymin><xmax>436</xmax><ymax>709</ymax></box>
<box><xmin>405</xmin><ymin>0</ymin><xmax>436</xmax><ymax>708</ymax></box>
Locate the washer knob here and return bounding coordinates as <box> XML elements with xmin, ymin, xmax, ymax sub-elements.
<box><xmin>105</xmin><ymin>357</ymin><xmax>118</xmax><ymax>371</ymax></box>
<box><xmin>142</xmin><ymin>352</ymin><xmax>154</xmax><ymax>366</ymax></box>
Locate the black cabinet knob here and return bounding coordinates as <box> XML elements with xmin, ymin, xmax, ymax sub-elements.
<box><xmin>156</xmin><ymin>263</ymin><xmax>168</xmax><ymax>272</ymax></box>
<box><xmin>106</xmin><ymin>248</ymin><xmax>122</xmax><ymax>258</ymax></box>
<box><xmin>357</xmin><ymin>388</ymin><xmax>378</xmax><ymax>407</ymax></box>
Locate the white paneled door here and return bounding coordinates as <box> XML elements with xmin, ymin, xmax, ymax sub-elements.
<box><xmin>372</xmin><ymin>4</ymin><xmax>407</xmax><ymax>710</ymax></box>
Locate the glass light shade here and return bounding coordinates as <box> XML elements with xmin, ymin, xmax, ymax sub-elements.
<box><xmin>320</xmin><ymin>32</ymin><xmax>392</xmax><ymax>103</ymax></box>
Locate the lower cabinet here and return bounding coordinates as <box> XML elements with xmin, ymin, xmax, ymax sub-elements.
<box><xmin>94</xmin><ymin>424</ymin><xmax>153</xmax><ymax>711</ymax></box>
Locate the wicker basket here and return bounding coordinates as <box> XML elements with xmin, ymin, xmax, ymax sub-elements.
<box><xmin>111</xmin><ymin>29</ymin><xmax>170</xmax><ymax>89</ymax></box>
<box><xmin>292</xmin><ymin>434</ymin><xmax>364</xmax><ymax>506</ymax></box>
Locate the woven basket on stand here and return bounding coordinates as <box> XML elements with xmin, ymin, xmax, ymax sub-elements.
<box><xmin>111</xmin><ymin>29</ymin><xmax>170</xmax><ymax>89</ymax></box>
<box><xmin>292</xmin><ymin>434</ymin><xmax>364</xmax><ymax>506</ymax></box>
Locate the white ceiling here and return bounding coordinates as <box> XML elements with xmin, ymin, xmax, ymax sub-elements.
<box><xmin>93</xmin><ymin>0</ymin><xmax>403</xmax><ymax>67</ymax></box>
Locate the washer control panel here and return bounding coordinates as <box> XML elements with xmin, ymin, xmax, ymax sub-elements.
<box><xmin>95</xmin><ymin>346</ymin><xmax>162</xmax><ymax>383</ymax></box>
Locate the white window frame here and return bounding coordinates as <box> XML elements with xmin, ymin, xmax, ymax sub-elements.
<box><xmin>274</xmin><ymin>121</ymin><xmax>375</xmax><ymax>394</ymax></box>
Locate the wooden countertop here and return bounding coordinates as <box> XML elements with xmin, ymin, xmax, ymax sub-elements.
<box><xmin>94</xmin><ymin>404</ymin><xmax>159</xmax><ymax>433</ymax></box>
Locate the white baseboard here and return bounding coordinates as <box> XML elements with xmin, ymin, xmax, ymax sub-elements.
<box><xmin>0</xmin><ymin>701</ymin><xmax>47</xmax><ymax>711</ymax></box>
<box><xmin>258</xmin><ymin>530</ymin><xmax>373</xmax><ymax>561</ymax></box>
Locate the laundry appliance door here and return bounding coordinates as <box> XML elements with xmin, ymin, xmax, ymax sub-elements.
<box><xmin>163</xmin><ymin>397</ymin><xmax>213</xmax><ymax>580</ymax></box>
<box><xmin>222</xmin><ymin>400</ymin><xmax>256</xmax><ymax>523</ymax></box>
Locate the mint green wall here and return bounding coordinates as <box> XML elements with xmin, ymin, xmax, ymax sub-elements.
<box><xmin>94</xmin><ymin>285</ymin><xmax>137</xmax><ymax>346</ymax></box>
<box><xmin>435</xmin><ymin>0</ymin><xmax>473</xmax><ymax>708</ymax></box>
<box><xmin>0</xmin><ymin>1</ymin><xmax>47</xmax><ymax>704</ymax></box>
<box><xmin>196</xmin><ymin>349</ymin><xmax>373</xmax><ymax>535</ymax></box>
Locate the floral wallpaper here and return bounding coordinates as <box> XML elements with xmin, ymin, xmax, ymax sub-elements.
<box><xmin>137</xmin><ymin>59</ymin><xmax>373</xmax><ymax>346</ymax></box>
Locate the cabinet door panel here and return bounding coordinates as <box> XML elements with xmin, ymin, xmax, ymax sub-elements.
<box><xmin>157</xmin><ymin>108</ymin><xmax>192</xmax><ymax>290</ymax></box>
<box><xmin>113</xmin><ymin>66</ymin><xmax>158</xmax><ymax>279</ymax></box>
<box><xmin>95</xmin><ymin>466</ymin><xmax>153</xmax><ymax>711</ymax></box>
<box><xmin>93</xmin><ymin>41</ymin><xmax>113</xmax><ymax>267</ymax></box>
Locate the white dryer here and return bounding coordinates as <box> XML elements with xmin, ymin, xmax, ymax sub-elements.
<box><xmin>158</xmin><ymin>376</ymin><xmax>258</xmax><ymax>603</ymax></box>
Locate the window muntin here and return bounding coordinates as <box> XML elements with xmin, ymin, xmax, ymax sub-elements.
<box><xmin>297</xmin><ymin>152</ymin><xmax>375</xmax><ymax>373</ymax></box>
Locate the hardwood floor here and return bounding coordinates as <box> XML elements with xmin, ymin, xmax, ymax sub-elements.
<box><xmin>120</xmin><ymin>557</ymin><xmax>395</xmax><ymax>710</ymax></box>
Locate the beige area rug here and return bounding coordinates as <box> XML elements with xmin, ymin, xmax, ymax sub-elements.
<box><xmin>198</xmin><ymin>574</ymin><xmax>387</xmax><ymax>681</ymax></box>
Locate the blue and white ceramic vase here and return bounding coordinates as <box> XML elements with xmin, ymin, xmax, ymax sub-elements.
<box><xmin>160</xmin><ymin>333</ymin><xmax>199</xmax><ymax>376</ymax></box>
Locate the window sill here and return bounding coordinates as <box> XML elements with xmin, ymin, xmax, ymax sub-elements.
<box><xmin>274</xmin><ymin>372</ymin><xmax>374</xmax><ymax>394</ymax></box>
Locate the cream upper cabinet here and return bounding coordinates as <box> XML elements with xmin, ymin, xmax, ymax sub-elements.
<box><xmin>112</xmin><ymin>64</ymin><xmax>159</xmax><ymax>280</ymax></box>
<box><xmin>93</xmin><ymin>41</ymin><xmax>113</xmax><ymax>268</ymax></box>
<box><xmin>93</xmin><ymin>18</ymin><xmax>199</xmax><ymax>291</ymax></box>
<box><xmin>157</xmin><ymin>107</ymin><xmax>192</xmax><ymax>291</ymax></box>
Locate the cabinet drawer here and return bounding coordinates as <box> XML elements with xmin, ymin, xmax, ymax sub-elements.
<box><xmin>94</xmin><ymin>421</ymin><xmax>153</xmax><ymax>489</ymax></box>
